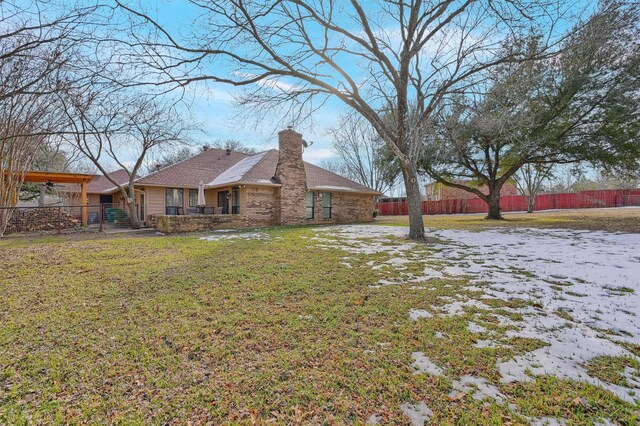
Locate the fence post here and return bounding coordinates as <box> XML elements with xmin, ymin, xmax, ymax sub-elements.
<box><xmin>99</xmin><ymin>204</ymin><xmax>104</xmax><ymax>232</ymax></box>
<box><xmin>57</xmin><ymin>206</ymin><xmax>62</xmax><ymax>235</ymax></box>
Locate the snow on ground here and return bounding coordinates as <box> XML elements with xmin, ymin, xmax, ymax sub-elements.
<box><xmin>400</xmin><ymin>402</ymin><xmax>434</xmax><ymax>426</ymax></box>
<box><xmin>450</xmin><ymin>375</ymin><xmax>507</xmax><ymax>405</ymax></box>
<box><xmin>411</xmin><ymin>352</ymin><xmax>444</xmax><ymax>376</ymax></box>
<box><xmin>200</xmin><ymin>231</ymin><xmax>271</xmax><ymax>241</ymax></box>
<box><xmin>314</xmin><ymin>224</ymin><xmax>640</xmax><ymax>421</ymax></box>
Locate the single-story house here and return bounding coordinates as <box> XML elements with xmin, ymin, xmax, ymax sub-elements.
<box><xmin>72</xmin><ymin>129</ymin><xmax>380</xmax><ymax>232</ymax></box>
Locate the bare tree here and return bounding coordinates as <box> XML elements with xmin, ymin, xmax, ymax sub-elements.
<box><xmin>0</xmin><ymin>92</ymin><xmax>59</xmax><ymax>235</ymax></box>
<box><xmin>59</xmin><ymin>90</ymin><xmax>191</xmax><ymax>228</ymax></box>
<box><xmin>115</xmin><ymin>0</ymin><xmax>581</xmax><ymax>240</ymax></box>
<box><xmin>514</xmin><ymin>164</ymin><xmax>554</xmax><ymax>213</ymax></box>
<box><xmin>0</xmin><ymin>0</ymin><xmax>99</xmax><ymax>101</ymax></box>
<box><xmin>0</xmin><ymin>9</ymin><xmax>75</xmax><ymax>234</ymax></box>
<box><xmin>210</xmin><ymin>139</ymin><xmax>259</xmax><ymax>155</ymax></box>
<box><xmin>329</xmin><ymin>115</ymin><xmax>400</xmax><ymax>195</ymax></box>
<box><xmin>0</xmin><ymin>0</ymin><xmax>105</xmax><ymax>234</ymax></box>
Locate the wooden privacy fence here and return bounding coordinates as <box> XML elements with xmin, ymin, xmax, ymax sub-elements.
<box><xmin>376</xmin><ymin>189</ymin><xmax>640</xmax><ymax>216</ymax></box>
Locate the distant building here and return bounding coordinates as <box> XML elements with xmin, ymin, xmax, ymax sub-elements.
<box><xmin>424</xmin><ymin>180</ymin><xmax>518</xmax><ymax>201</ymax></box>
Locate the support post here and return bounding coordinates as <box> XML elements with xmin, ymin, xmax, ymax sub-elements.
<box><xmin>81</xmin><ymin>181</ymin><xmax>88</xmax><ymax>226</ymax></box>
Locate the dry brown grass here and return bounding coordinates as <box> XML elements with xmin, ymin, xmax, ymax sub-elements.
<box><xmin>376</xmin><ymin>207</ymin><xmax>640</xmax><ymax>233</ymax></box>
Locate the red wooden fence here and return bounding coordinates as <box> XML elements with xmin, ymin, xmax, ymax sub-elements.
<box><xmin>376</xmin><ymin>189</ymin><xmax>640</xmax><ymax>216</ymax></box>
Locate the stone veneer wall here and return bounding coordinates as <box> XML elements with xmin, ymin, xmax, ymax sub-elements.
<box><xmin>275</xmin><ymin>129</ymin><xmax>307</xmax><ymax>225</ymax></box>
<box><xmin>155</xmin><ymin>214</ymin><xmax>246</xmax><ymax>233</ymax></box>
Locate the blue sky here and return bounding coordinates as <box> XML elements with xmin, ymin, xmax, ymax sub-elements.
<box><xmin>183</xmin><ymin>81</ymin><xmax>341</xmax><ymax>165</ymax></box>
<box><xmin>115</xmin><ymin>0</ymin><xmax>593</xmax><ymax>196</ymax></box>
<box><xmin>138</xmin><ymin>0</ymin><xmax>351</xmax><ymax>165</ymax></box>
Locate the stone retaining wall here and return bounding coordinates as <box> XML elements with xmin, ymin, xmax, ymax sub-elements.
<box><xmin>155</xmin><ymin>214</ymin><xmax>245</xmax><ymax>233</ymax></box>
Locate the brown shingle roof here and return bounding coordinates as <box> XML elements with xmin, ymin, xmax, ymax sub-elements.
<box><xmin>205</xmin><ymin>149</ymin><xmax>380</xmax><ymax>194</ymax></box>
<box><xmin>305</xmin><ymin>162</ymin><xmax>380</xmax><ymax>194</ymax></box>
<box><xmin>136</xmin><ymin>148</ymin><xmax>249</xmax><ymax>188</ymax></box>
<box><xmin>68</xmin><ymin>147</ymin><xmax>380</xmax><ymax>195</ymax></box>
<box><xmin>62</xmin><ymin>169</ymin><xmax>131</xmax><ymax>194</ymax></box>
<box><xmin>86</xmin><ymin>169</ymin><xmax>131</xmax><ymax>193</ymax></box>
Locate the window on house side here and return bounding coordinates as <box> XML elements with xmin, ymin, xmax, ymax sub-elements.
<box><xmin>306</xmin><ymin>191</ymin><xmax>314</xmax><ymax>219</ymax></box>
<box><xmin>322</xmin><ymin>192</ymin><xmax>331</xmax><ymax>219</ymax></box>
<box><xmin>189</xmin><ymin>189</ymin><xmax>198</xmax><ymax>207</ymax></box>
<box><xmin>232</xmin><ymin>188</ymin><xmax>240</xmax><ymax>214</ymax></box>
<box><xmin>165</xmin><ymin>188</ymin><xmax>184</xmax><ymax>215</ymax></box>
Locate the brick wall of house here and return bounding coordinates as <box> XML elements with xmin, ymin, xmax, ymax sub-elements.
<box><xmin>306</xmin><ymin>191</ymin><xmax>375</xmax><ymax>224</ymax></box>
<box><xmin>243</xmin><ymin>185</ymin><xmax>279</xmax><ymax>227</ymax></box>
<box><xmin>333</xmin><ymin>192</ymin><xmax>376</xmax><ymax>222</ymax></box>
<box><xmin>275</xmin><ymin>129</ymin><xmax>307</xmax><ymax>225</ymax></box>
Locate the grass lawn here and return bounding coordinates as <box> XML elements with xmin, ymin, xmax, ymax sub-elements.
<box><xmin>1</xmin><ymin>209</ymin><xmax>639</xmax><ymax>424</ymax></box>
<box><xmin>377</xmin><ymin>206</ymin><xmax>640</xmax><ymax>233</ymax></box>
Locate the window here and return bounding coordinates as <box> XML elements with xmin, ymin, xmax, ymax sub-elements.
<box><xmin>232</xmin><ymin>188</ymin><xmax>240</xmax><ymax>214</ymax></box>
<box><xmin>189</xmin><ymin>189</ymin><xmax>199</xmax><ymax>207</ymax></box>
<box><xmin>165</xmin><ymin>188</ymin><xmax>183</xmax><ymax>215</ymax></box>
<box><xmin>322</xmin><ymin>192</ymin><xmax>332</xmax><ymax>219</ymax></box>
<box><xmin>217</xmin><ymin>191</ymin><xmax>229</xmax><ymax>214</ymax></box>
<box><xmin>306</xmin><ymin>191</ymin><xmax>314</xmax><ymax>219</ymax></box>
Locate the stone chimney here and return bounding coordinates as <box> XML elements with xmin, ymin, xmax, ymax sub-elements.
<box><xmin>275</xmin><ymin>128</ymin><xmax>307</xmax><ymax>224</ymax></box>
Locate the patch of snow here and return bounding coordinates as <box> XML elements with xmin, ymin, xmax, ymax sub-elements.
<box><xmin>409</xmin><ymin>309</ymin><xmax>433</xmax><ymax>321</ymax></box>
<box><xmin>400</xmin><ymin>402</ymin><xmax>433</xmax><ymax>426</ymax></box>
<box><xmin>200</xmin><ymin>232</ymin><xmax>269</xmax><ymax>241</ymax></box>
<box><xmin>366</xmin><ymin>414</ymin><xmax>381</xmax><ymax>425</ymax></box>
<box><xmin>468</xmin><ymin>321</ymin><xmax>487</xmax><ymax>334</ymax></box>
<box><xmin>411</xmin><ymin>352</ymin><xmax>443</xmax><ymax>376</ymax></box>
<box><xmin>313</xmin><ymin>224</ymin><xmax>640</xmax><ymax>402</ymax></box>
<box><xmin>593</xmin><ymin>419</ymin><xmax>616</xmax><ymax>426</ymax></box>
<box><xmin>529</xmin><ymin>417</ymin><xmax>567</xmax><ymax>426</ymax></box>
<box><xmin>474</xmin><ymin>339</ymin><xmax>503</xmax><ymax>349</ymax></box>
<box><xmin>437</xmin><ymin>299</ymin><xmax>492</xmax><ymax>316</ymax></box>
<box><xmin>450</xmin><ymin>375</ymin><xmax>506</xmax><ymax>404</ymax></box>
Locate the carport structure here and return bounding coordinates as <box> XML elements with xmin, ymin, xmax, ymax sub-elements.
<box><xmin>3</xmin><ymin>170</ymin><xmax>95</xmax><ymax>225</ymax></box>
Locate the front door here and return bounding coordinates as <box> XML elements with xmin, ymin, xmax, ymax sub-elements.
<box><xmin>218</xmin><ymin>191</ymin><xmax>229</xmax><ymax>214</ymax></box>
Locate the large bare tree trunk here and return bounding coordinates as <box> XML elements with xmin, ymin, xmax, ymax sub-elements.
<box><xmin>126</xmin><ymin>187</ymin><xmax>140</xmax><ymax>229</ymax></box>
<box><xmin>127</xmin><ymin>199</ymin><xmax>140</xmax><ymax>229</ymax></box>
<box><xmin>527</xmin><ymin>195</ymin><xmax>535</xmax><ymax>213</ymax></box>
<box><xmin>401</xmin><ymin>162</ymin><xmax>425</xmax><ymax>240</ymax></box>
<box><xmin>486</xmin><ymin>185</ymin><xmax>503</xmax><ymax>220</ymax></box>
